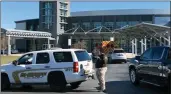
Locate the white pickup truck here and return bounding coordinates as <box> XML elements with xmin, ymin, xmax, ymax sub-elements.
<box><xmin>1</xmin><ymin>49</ymin><xmax>95</xmax><ymax>91</ymax></box>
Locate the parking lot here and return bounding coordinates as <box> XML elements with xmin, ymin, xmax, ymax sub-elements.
<box><xmin>2</xmin><ymin>63</ymin><xmax>167</xmax><ymax>94</ymax></box>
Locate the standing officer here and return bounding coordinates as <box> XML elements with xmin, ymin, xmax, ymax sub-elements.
<box><xmin>95</xmin><ymin>48</ymin><xmax>108</xmax><ymax>93</ymax></box>
<box><xmin>92</xmin><ymin>43</ymin><xmax>101</xmax><ymax>63</ymax></box>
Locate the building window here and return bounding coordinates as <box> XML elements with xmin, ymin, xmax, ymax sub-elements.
<box><xmin>94</xmin><ymin>22</ymin><xmax>101</xmax><ymax>28</ymax></box>
<box><xmin>45</xmin><ymin>16</ymin><xmax>49</xmax><ymax>23</ymax></box>
<box><xmin>104</xmin><ymin>22</ymin><xmax>113</xmax><ymax>31</ymax></box>
<box><xmin>116</xmin><ymin>22</ymin><xmax>127</xmax><ymax>29</ymax></box>
<box><xmin>48</xmin><ymin>9</ymin><xmax>52</xmax><ymax>15</ymax></box>
<box><xmin>49</xmin><ymin>16</ymin><xmax>53</xmax><ymax>23</ymax></box>
<box><xmin>43</xmin><ymin>2</ymin><xmax>53</xmax><ymax>9</ymax></box>
<box><xmin>93</xmin><ymin>22</ymin><xmax>102</xmax><ymax>32</ymax></box>
<box><xmin>29</xmin><ymin>25</ymin><xmax>33</xmax><ymax>31</ymax></box>
<box><xmin>43</xmin><ymin>9</ymin><xmax>53</xmax><ymax>16</ymax></box>
<box><xmin>60</xmin><ymin>24</ymin><xmax>64</xmax><ymax>30</ymax></box>
<box><xmin>72</xmin><ymin>23</ymin><xmax>78</xmax><ymax>28</ymax></box>
<box><xmin>43</xmin><ymin>16</ymin><xmax>53</xmax><ymax>23</ymax></box>
<box><xmin>60</xmin><ymin>2</ymin><xmax>67</xmax><ymax>9</ymax></box>
<box><xmin>64</xmin><ymin>4</ymin><xmax>67</xmax><ymax>9</ymax></box>
<box><xmin>60</xmin><ymin>10</ymin><xmax>67</xmax><ymax>16</ymax></box>
<box><xmin>60</xmin><ymin>17</ymin><xmax>65</xmax><ymax>22</ymax></box>
<box><xmin>60</xmin><ymin>2</ymin><xmax>64</xmax><ymax>8</ymax></box>
<box><xmin>128</xmin><ymin>21</ymin><xmax>139</xmax><ymax>26</ymax></box>
<box><xmin>82</xmin><ymin>22</ymin><xmax>90</xmax><ymax>31</ymax></box>
<box><xmin>154</xmin><ymin>16</ymin><xmax>170</xmax><ymax>26</ymax></box>
<box><xmin>37</xmin><ymin>25</ymin><xmax>39</xmax><ymax>30</ymax></box>
<box><xmin>143</xmin><ymin>21</ymin><xmax>152</xmax><ymax>24</ymax></box>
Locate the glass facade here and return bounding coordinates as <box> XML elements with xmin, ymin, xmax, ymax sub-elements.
<box><xmin>93</xmin><ymin>22</ymin><xmax>102</xmax><ymax>32</ymax></box>
<box><xmin>43</xmin><ymin>2</ymin><xmax>53</xmax><ymax>9</ymax></box>
<box><xmin>72</xmin><ymin>23</ymin><xmax>79</xmax><ymax>28</ymax></box>
<box><xmin>104</xmin><ymin>22</ymin><xmax>114</xmax><ymax>31</ymax></box>
<box><xmin>154</xmin><ymin>16</ymin><xmax>170</xmax><ymax>25</ymax></box>
<box><xmin>116</xmin><ymin>21</ymin><xmax>127</xmax><ymax>29</ymax></box>
<box><xmin>82</xmin><ymin>22</ymin><xmax>90</xmax><ymax>30</ymax></box>
<box><xmin>128</xmin><ymin>21</ymin><xmax>139</xmax><ymax>26</ymax></box>
<box><xmin>26</xmin><ymin>19</ymin><xmax>39</xmax><ymax>31</ymax></box>
<box><xmin>42</xmin><ymin>2</ymin><xmax>54</xmax><ymax>31</ymax></box>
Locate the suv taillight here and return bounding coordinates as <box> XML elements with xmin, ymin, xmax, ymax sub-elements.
<box><xmin>73</xmin><ymin>62</ymin><xmax>79</xmax><ymax>73</ymax></box>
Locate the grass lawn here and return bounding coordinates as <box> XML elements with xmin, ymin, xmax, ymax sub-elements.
<box><xmin>1</xmin><ymin>56</ymin><xmax>19</xmax><ymax>65</ymax></box>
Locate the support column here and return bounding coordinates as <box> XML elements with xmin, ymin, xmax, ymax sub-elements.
<box><xmin>7</xmin><ymin>36</ymin><xmax>11</xmax><ymax>55</ymax></box>
<box><xmin>68</xmin><ymin>36</ymin><xmax>72</xmax><ymax>48</ymax></box>
<box><xmin>144</xmin><ymin>37</ymin><xmax>147</xmax><ymax>51</ymax></box>
<box><xmin>47</xmin><ymin>38</ymin><xmax>50</xmax><ymax>49</ymax></box>
<box><xmin>110</xmin><ymin>36</ymin><xmax>114</xmax><ymax>41</ymax></box>
<box><xmin>168</xmin><ymin>35</ymin><xmax>171</xmax><ymax>47</ymax></box>
<box><xmin>140</xmin><ymin>39</ymin><xmax>144</xmax><ymax>54</ymax></box>
<box><xmin>150</xmin><ymin>38</ymin><xmax>152</xmax><ymax>48</ymax></box>
<box><xmin>159</xmin><ymin>37</ymin><xmax>162</xmax><ymax>46</ymax></box>
<box><xmin>164</xmin><ymin>37</ymin><xmax>166</xmax><ymax>46</ymax></box>
<box><xmin>135</xmin><ymin>38</ymin><xmax>137</xmax><ymax>55</ymax></box>
<box><xmin>167</xmin><ymin>31</ymin><xmax>171</xmax><ymax>47</ymax></box>
<box><xmin>33</xmin><ymin>39</ymin><xmax>36</xmax><ymax>51</ymax></box>
<box><xmin>131</xmin><ymin>40</ymin><xmax>134</xmax><ymax>54</ymax></box>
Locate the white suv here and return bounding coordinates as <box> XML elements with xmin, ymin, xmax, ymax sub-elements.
<box><xmin>1</xmin><ymin>49</ymin><xmax>94</xmax><ymax>91</ymax></box>
<box><xmin>108</xmin><ymin>48</ymin><xmax>127</xmax><ymax>63</ymax></box>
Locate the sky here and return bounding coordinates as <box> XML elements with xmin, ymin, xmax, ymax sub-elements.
<box><xmin>1</xmin><ymin>1</ymin><xmax>170</xmax><ymax>29</ymax></box>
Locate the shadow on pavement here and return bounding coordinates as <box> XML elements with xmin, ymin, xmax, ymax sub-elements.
<box><xmin>106</xmin><ymin>81</ymin><xmax>168</xmax><ymax>94</ymax></box>
<box><xmin>2</xmin><ymin>86</ymin><xmax>98</xmax><ymax>93</ymax></box>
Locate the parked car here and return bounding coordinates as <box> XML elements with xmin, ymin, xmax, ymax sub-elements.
<box><xmin>11</xmin><ymin>49</ymin><xmax>19</xmax><ymax>54</ymax></box>
<box><xmin>108</xmin><ymin>48</ymin><xmax>127</xmax><ymax>63</ymax></box>
<box><xmin>1</xmin><ymin>48</ymin><xmax>95</xmax><ymax>91</ymax></box>
<box><xmin>128</xmin><ymin>46</ymin><xmax>171</xmax><ymax>93</ymax></box>
<box><xmin>1</xmin><ymin>49</ymin><xmax>19</xmax><ymax>54</ymax></box>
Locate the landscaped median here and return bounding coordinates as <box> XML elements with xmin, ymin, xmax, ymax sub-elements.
<box><xmin>1</xmin><ymin>54</ymin><xmax>22</xmax><ymax>65</ymax></box>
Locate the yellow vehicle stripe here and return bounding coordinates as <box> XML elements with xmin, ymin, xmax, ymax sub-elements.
<box><xmin>12</xmin><ymin>67</ymin><xmax>73</xmax><ymax>83</ymax></box>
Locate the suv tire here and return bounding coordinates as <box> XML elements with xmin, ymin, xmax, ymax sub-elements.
<box><xmin>129</xmin><ymin>68</ymin><xmax>140</xmax><ymax>86</ymax></box>
<box><xmin>70</xmin><ymin>82</ymin><xmax>82</xmax><ymax>89</ymax></box>
<box><xmin>48</xmin><ymin>72</ymin><xmax>67</xmax><ymax>92</ymax></box>
<box><xmin>1</xmin><ymin>74</ymin><xmax>10</xmax><ymax>91</ymax></box>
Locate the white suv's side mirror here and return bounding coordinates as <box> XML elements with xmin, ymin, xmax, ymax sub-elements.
<box><xmin>12</xmin><ymin>60</ymin><xmax>18</xmax><ymax>66</ymax></box>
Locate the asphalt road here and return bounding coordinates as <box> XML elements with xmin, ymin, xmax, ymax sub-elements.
<box><xmin>1</xmin><ymin>63</ymin><xmax>168</xmax><ymax>94</ymax></box>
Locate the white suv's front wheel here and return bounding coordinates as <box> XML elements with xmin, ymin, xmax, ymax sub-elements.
<box><xmin>129</xmin><ymin>68</ymin><xmax>140</xmax><ymax>85</ymax></box>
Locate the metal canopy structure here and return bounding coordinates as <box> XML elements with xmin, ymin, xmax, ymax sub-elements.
<box><xmin>5</xmin><ymin>29</ymin><xmax>52</xmax><ymax>38</ymax></box>
<box><xmin>63</xmin><ymin>22</ymin><xmax>170</xmax><ymax>38</ymax></box>
<box><xmin>62</xmin><ymin>26</ymin><xmax>118</xmax><ymax>37</ymax></box>
<box><xmin>116</xmin><ymin>22</ymin><xmax>170</xmax><ymax>38</ymax></box>
<box><xmin>114</xmin><ymin>22</ymin><xmax>170</xmax><ymax>54</ymax></box>
<box><xmin>1</xmin><ymin>28</ymin><xmax>55</xmax><ymax>55</ymax></box>
<box><xmin>63</xmin><ymin>22</ymin><xmax>170</xmax><ymax>54</ymax></box>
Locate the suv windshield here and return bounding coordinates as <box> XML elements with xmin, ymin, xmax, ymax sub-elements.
<box><xmin>113</xmin><ymin>50</ymin><xmax>124</xmax><ymax>53</ymax></box>
<box><xmin>75</xmin><ymin>51</ymin><xmax>91</xmax><ymax>61</ymax></box>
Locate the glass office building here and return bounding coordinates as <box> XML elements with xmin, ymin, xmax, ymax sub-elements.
<box><xmin>15</xmin><ymin>9</ymin><xmax>170</xmax><ymax>52</ymax></box>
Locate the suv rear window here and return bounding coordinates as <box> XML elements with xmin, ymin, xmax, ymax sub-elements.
<box><xmin>114</xmin><ymin>50</ymin><xmax>124</xmax><ymax>53</ymax></box>
<box><xmin>75</xmin><ymin>51</ymin><xmax>91</xmax><ymax>61</ymax></box>
<box><xmin>53</xmin><ymin>52</ymin><xmax>73</xmax><ymax>62</ymax></box>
